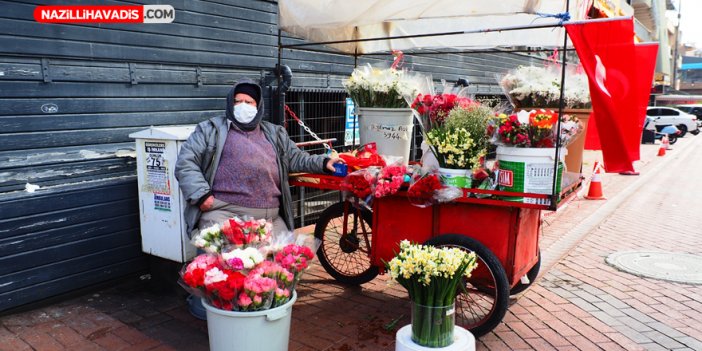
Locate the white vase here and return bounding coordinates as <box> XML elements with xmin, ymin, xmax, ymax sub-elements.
<box><xmin>357</xmin><ymin>107</ymin><xmax>414</xmax><ymax>164</ymax></box>
<box><xmin>202</xmin><ymin>291</ymin><xmax>297</xmax><ymax>351</ymax></box>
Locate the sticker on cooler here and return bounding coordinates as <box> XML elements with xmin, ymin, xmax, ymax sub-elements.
<box><xmin>498</xmin><ymin>169</ymin><xmax>513</xmax><ymax>187</ymax></box>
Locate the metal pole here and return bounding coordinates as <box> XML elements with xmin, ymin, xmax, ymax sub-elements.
<box><xmin>282</xmin><ymin>22</ymin><xmax>563</xmax><ymax>49</ymax></box>
<box><xmin>671</xmin><ymin>0</ymin><xmax>682</xmax><ymax>91</ymax></box>
<box><xmin>550</xmin><ymin>0</ymin><xmax>570</xmax><ymax>211</ymax></box>
<box><xmin>277</xmin><ymin>29</ymin><xmax>285</xmax><ymax>126</ymax></box>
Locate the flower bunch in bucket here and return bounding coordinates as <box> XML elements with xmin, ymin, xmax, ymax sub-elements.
<box><xmin>180</xmin><ymin>216</ymin><xmax>317</xmax><ymax>311</ymax></box>
<box><xmin>499</xmin><ymin>64</ymin><xmax>591</xmax><ymax>109</ymax></box>
<box><xmin>411</xmin><ymin>93</ymin><xmax>476</xmax><ymax>131</ymax></box>
<box><xmin>424</xmin><ymin>127</ymin><xmax>482</xmax><ymax>169</ymax></box>
<box><xmin>489</xmin><ymin>109</ymin><xmax>582</xmax><ymax>148</ymax></box>
<box><xmin>343</xmin><ymin>64</ymin><xmax>420</xmax><ymax>108</ymax></box>
<box><xmin>387</xmin><ymin>240</ymin><xmax>478</xmax><ymax>348</ymax></box>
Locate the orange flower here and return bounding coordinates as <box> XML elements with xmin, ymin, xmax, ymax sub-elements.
<box><xmin>529</xmin><ymin>109</ymin><xmax>557</xmax><ymax>129</ymax></box>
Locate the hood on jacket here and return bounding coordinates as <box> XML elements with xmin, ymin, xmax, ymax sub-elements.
<box><xmin>226</xmin><ymin>79</ymin><xmax>265</xmax><ymax>131</ymax></box>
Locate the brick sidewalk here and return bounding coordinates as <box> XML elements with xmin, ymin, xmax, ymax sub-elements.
<box><xmin>1</xmin><ymin>137</ymin><xmax>700</xmax><ymax>350</ymax></box>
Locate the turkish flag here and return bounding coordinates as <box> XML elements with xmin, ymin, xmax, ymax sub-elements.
<box><xmin>565</xmin><ymin>17</ymin><xmax>653</xmax><ymax>173</ymax></box>
<box><xmin>630</xmin><ymin>43</ymin><xmax>659</xmax><ymax>160</ymax></box>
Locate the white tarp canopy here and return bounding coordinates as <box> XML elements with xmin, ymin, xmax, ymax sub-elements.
<box><xmin>279</xmin><ymin>0</ymin><xmax>590</xmax><ymax>54</ymax></box>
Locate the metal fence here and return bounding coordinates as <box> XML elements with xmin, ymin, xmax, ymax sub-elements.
<box><xmin>283</xmin><ymin>88</ymin><xmax>348</xmax><ymax>228</ymax></box>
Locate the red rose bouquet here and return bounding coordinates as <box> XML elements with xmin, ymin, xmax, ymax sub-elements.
<box><xmin>412</xmin><ymin>93</ymin><xmax>476</xmax><ymax>130</ymax></box>
<box><xmin>340</xmin><ymin>168</ymin><xmax>376</xmax><ymax>200</ymax></box>
<box><xmin>407</xmin><ymin>171</ymin><xmax>443</xmax><ymax>208</ymax></box>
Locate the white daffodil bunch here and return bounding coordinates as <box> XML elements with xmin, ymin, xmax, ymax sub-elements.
<box><xmin>191</xmin><ymin>223</ymin><xmax>225</xmax><ymax>254</ymax></box>
<box><xmin>343</xmin><ymin>64</ymin><xmax>420</xmax><ymax>108</ymax></box>
<box><xmin>387</xmin><ymin>240</ymin><xmax>478</xmax><ymax>348</ymax></box>
<box><xmin>500</xmin><ymin>65</ymin><xmax>591</xmax><ymax>109</ymax></box>
<box><xmin>387</xmin><ymin>240</ymin><xmax>478</xmax><ymax>303</ymax></box>
<box><xmin>425</xmin><ymin>126</ymin><xmax>485</xmax><ymax>170</ymax></box>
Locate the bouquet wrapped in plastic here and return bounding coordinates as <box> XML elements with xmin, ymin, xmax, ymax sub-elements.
<box><xmin>406</xmin><ymin>169</ymin><xmax>443</xmax><ymax>208</ymax></box>
<box><xmin>181</xmin><ymin>216</ymin><xmax>319</xmax><ymax>311</ymax></box>
<box><xmin>340</xmin><ymin>167</ymin><xmax>379</xmax><ymax>203</ymax></box>
<box><xmin>498</xmin><ymin>64</ymin><xmax>591</xmax><ymax>109</ymax></box>
<box><xmin>374</xmin><ymin>163</ymin><xmax>408</xmax><ymax>198</ymax></box>
<box><xmin>488</xmin><ymin>109</ymin><xmax>582</xmax><ymax>148</ymax></box>
<box><xmin>338</xmin><ymin>143</ymin><xmax>386</xmax><ymax>171</ymax></box>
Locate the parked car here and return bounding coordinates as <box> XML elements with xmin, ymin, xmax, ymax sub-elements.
<box><xmin>645</xmin><ymin>106</ymin><xmax>699</xmax><ymax>137</ymax></box>
<box><xmin>676</xmin><ymin>104</ymin><xmax>702</xmax><ymax>124</ymax></box>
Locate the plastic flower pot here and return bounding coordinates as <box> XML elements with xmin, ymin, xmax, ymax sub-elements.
<box><xmin>438</xmin><ymin>168</ymin><xmax>470</xmax><ymax>188</ymax></box>
<box><xmin>357</xmin><ymin>107</ymin><xmax>414</xmax><ymax>164</ymax></box>
<box><xmin>202</xmin><ymin>291</ymin><xmax>297</xmax><ymax>351</ymax></box>
<box><xmin>496</xmin><ymin>146</ymin><xmax>565</xmax><ymax>205</ymax></box>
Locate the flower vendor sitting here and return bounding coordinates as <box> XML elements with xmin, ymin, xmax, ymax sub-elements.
<box><xmin>175</xmin><ymin>79</ymin><xmax>346</xmax><ymax>237</ymax></box>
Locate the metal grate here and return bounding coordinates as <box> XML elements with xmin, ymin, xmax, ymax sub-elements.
<box><xmin>282</xmin><ymin>88</ymin><xmax>347</xmax><ymax>227</ymax></box>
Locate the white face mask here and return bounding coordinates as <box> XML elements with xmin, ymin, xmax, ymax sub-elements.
<box><xmin>233</xmin><ymin>103</ymin><xmax>258</xmax><ymax>124</ymax></box>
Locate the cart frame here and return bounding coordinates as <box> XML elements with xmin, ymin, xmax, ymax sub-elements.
<box><xmin>290</xmin><ymin>173</ymin><xmax>579</xmax><ymax>336</ymax></box>
<box><xmin>278</xmin><ymin>0</ymin><xmax>579</xmax><ymax>337</ymax></box>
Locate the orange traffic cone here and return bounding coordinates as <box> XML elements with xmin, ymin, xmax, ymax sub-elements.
<box><xmin>585</xmin><ymin>162</ymin><xmax>606</xmax><ymax>200</ymax></box>
<box><xmin>657</xmin><ymin>136</ymin><xmax>667</xmax><ymax>156</ymax></box>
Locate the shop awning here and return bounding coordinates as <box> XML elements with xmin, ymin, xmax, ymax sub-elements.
<box><xmin>279</xmin><ymin>0</ymin><xmax>591</xmax><ymax>54</ymax></box>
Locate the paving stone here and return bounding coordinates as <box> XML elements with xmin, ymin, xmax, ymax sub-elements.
<box><xmin>641</xmin><ymin>330</ymin><xmax>686</xmax><ymax>350</ymax></box>
<box><xmin>616</xmin><ymin>316</ymin><xmax>653</xmax><ymax>333</ymax></box>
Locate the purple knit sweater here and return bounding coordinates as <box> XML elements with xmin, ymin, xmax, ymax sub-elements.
<box><xmin>212</xmin><ymin>125</ymin><xmax>281</xmax><ymax>208</ymax></box>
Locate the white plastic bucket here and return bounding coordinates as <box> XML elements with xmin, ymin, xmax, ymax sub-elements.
<box><xmin>203</xmin><ymin>291</ymin><xmax>297</xmax><ymax>351</ymax></box>
<box><xmin>358</xmin><ymin>107</ymin><xmax>414</xmax><ymax>164</ymax></box>
<box><xmin>496</xmin><ymin>146</ymin><xmax>566</xmax><ymax>205</ymax></box>
<box><xmin>438</xmin><ymin>168</ymin><xmax>471</xmax><ymax>188</ymax></box>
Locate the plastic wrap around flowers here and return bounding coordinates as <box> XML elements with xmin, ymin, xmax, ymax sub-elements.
<box><xmin>406</xmin><ymin>170</ymin><xmax>443</xmax><ymax>208</ymax></box>
<box><xmin>489</xmin><ymin>109</ymin><xmax>582</xmax><ymax>148</ymax></box>
<box><xmin>181</xmin><ymin>217</ymin><xmax>317</xmax><ymax>312</ymax></box>
<box><xmin>412</xmin><ymin>93</ymin><xmax>475</xmax><ymax>131</ymax></box>
<box><xmin>340</xmin><ymin>164</ymin><xmax>409</xmax><ymax>204</ymax></box>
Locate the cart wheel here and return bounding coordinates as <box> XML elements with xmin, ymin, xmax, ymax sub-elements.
<box><xmin>424</xmin><ymin>234</ymin><xmax>510</xmax><ymax>337</ymax></box>
<box><xmin>509</xmin><ymin>251</ymin><xmax>541</xmax><ymax>295</ymax></box>
<box><xmin>314</xmin><ymin>202</ymin><xmax>379</xmax><ymax>285</ymax></box>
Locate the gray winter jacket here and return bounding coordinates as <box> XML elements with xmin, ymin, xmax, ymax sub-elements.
<box><xmin>174</xmin><ymin>115</ymin><xmax>326</xmax><ymax>235</ymax></box>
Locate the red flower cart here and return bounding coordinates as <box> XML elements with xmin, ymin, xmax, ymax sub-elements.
<box><xmin>290</xmin><ymin>173</ymin><xmax>580</xmax><ymax>336</ymax></box>
<box><xmin>276</xmin><ymin>0</ymin><xmax>597</xmax><ymax>337</ymax></box>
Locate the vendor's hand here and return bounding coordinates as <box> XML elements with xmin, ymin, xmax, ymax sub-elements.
<box><xmin>325</xmin><ymin>157</ymin><xmax>346</xmax><ymax>172</ymax></box>
<box><xmin>199</xmin><ymin>195</ymin><xmax>214</xmax><ymax>212</ymax></box>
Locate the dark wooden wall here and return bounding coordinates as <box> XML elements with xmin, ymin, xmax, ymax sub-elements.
<box><xmin>0</xmin><ymin>0</ymin><xmax>539</xmax><ymax>311</ymax></box>
<box><xmin>0</xmin><ymin>0</ymin><xmax>278</xmax><ymax>312</ymax></box>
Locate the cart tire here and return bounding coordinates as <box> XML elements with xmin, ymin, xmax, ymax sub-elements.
<box><xmin>425</xmin><ymin>234</ymin><xmax>510</xmax><ymax>337</ymax></box>
<box><xmin>314</xmin><ymin>202</ymin><xmax>379</xmax><ymax>285</ymax></box>
<box><xmin>509</xmin><ymin>251</ymin><xmax>541</xmax><ymax>295</ymax></box>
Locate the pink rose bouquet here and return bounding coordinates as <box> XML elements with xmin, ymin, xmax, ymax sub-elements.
<box><xmin>181</xmin><ymin>216</ymin><xmax>317</xmax><ymax>312</ymax></box>
<box><xmin>373</xmin><ymin>164</ymin><xmax>407</xmax><ymax>198</ymax></box>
